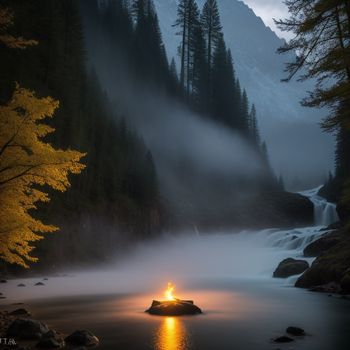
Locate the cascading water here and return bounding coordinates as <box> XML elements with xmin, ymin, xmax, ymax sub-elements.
<box><xmin>260</xmin><ymin>186</ymin><xmax>339</xmax><ymax>255</ymax></box>
<box><xmin>300</xmin><ymin>186</ymin><xmax>339</xmax><ymax>227</ymax></box>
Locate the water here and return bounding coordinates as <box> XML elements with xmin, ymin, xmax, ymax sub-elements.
<box><xmin>1</xmin><ymin>188</ymin><xmax>349</xmax><ymax>349</ymax></box>
<box><xmin>300</xmin><ymin>186</ymin><xmax>339</xmax><ymax>227</ymax></box>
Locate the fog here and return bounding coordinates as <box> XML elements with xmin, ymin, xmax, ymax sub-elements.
<box><xmin>107</xmin><ymin>79</ymin><xmax>262</xmax><ymax>179</ymax></box>
<box><xmin>3</xmin><ymin>226</ymin><xmax>321</xmax><ymax>301</ymax></box>
<box><xmin>154</xmin><ymin>0</ymin><xmax>335</xmax><ymax>188</ymax></box>
<box><xmin>80</xmin><ymin>4</ymin><xmax>272</xmax><ymax>228</ymax></box>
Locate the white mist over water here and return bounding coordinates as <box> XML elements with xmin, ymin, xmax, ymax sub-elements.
<box><xmin>2</xmin><ymin>188</ymin><xmax>338</xmax><ymax>302</ymax></box>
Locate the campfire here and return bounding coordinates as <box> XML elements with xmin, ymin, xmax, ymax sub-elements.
<box><xmin>146</xmin><ymin>283</ymin><xmax>202</xmax><ymax>316</ymax></box>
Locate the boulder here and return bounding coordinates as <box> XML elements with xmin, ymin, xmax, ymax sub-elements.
<box><xmin>272</xmin><ymin>336</ymin><xmax>294</xmax><ymax>343</ymax></box>
<box><xmin>296</xmin><ymin>230</ymin><xmax>350</xmax><ymax>294</ymax></box>
<box><xmin>286</xmin><ymin>326</ymin><xmax>305</xmax><ymax>336</ymax></box>
<box><xmin>37</xmin><ymin>330</ymin><xmax>64</xmax><ymax>348</ymax></box>
<box><xmin>0</xmin><ymin>279</ymin><xmax>7</xmax><ymax>283</ymax></box>
<box><xmin>65</xmin><ymin>330</ymin><xmax>99</xmax><ymax>347</ymax></box>
<box><xmin>9</xmin><ymin>308</ymin><xmax>31</xmax><ymax>316</ymax></box>
<box><xmin>273</xmin><ymin>258</ymin><xmax>309</xmax><ymax>278</ymax></box>
<box><xmin>303</xmin><ymin>231</ymin><xmax>342</xmax><ymax>257</ymax></box>
<box><xmin>17</xmin><ymin>283</ymin><xmax>26</xmax><ymax>287</ymax></box>
<box><xmin>6</xmin><ymin>318</ymin><xmax>49</xmax><ymax>340</ymax></box>
<box><xmin>35</xmin><ymin>282</ymin><xmax>45</xmax><ymax>286</ymax></box>
<box><xmin>146</xmin><ymin>299</ymin><xmax>202</xmax><ymax>316</ymax></box>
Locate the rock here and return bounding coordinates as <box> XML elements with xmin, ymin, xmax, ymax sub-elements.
<box><xmin>9</xmin><ymin>308</ymin><xmax>31</xmax><ymax>316</ymax></box>
<box><xmin>37</xmin><ymin>330</ymin><xmax>64</xmax><ymax>348</ymax></box>
<box><xmin>43</xmin><ymin>278</ymin><xmax>49</xmax><ymax>281</ymax></box>
<box><xmin>146</xmin><ymin>299</ymin><xmax>202</xmax><ymax>316</ymax></box>
<box><xmin>65</xmin><ymin>330</ymin><xmax>99</xmax><ymax>347</ymax></box>
<box><xmin>296</xmin><ymin>230</ymin><xmax>350</xmax><ymax>293</ymax></box>
<box><xmin>286</xmin><ymin>326</ymin><xmax>305</xmax><ymax>336</ymax></box>
<box><xmin>303</xmin><ymin>231</ymin><xmax>342</xmax><ymax>257</ymax></box>
<box><xmin>309</xmin><ymin>282</ymin><xmax>342</xmax><ymax>293</ymax></box>
<box><xmin>0</xmin><ymin>279</ymin><xmax>7</xmax><ymax>283</ymax></box>
<box><xmin>18</xmin><ymin>283</ymin><xmax>26</xmax><ymax>287</ymax></box>
<box><xmin>0</xmin><ymin>296</ymin><xmax>6</xmax><ymax>299</ymax></box>
<box><xmin>6</xmin><ymin>318</ymin><xmax>49</xmax><ymax>340</ymax></box>
<box><xmin>251</xmin><ymin>191</ymin><xmax>314</xmax><ymax>228</ymax></box>
<box><xmin>273</xmin><ymin>258</ymin><xmax>309</xmax><ymax>278</ymax></box>
<box><xmin>35</xmin><ymin>282</ymin><xmax>45</xmax><ymax>286</ymax></box>
<box><xmin>272</xmin><ymin>336</ymin><xmax>294</xmax><ymax>343</ymax></box>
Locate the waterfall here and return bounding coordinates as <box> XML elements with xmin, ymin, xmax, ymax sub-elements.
<box><xmin>257</xmin><ymin>187</ymin><xmax>339</xmax><ymax>256</ymax></box>
<box><xmin>299</xmin><ymin>186</ymin><xmax>339</xmax><ymax>227</ymax></box>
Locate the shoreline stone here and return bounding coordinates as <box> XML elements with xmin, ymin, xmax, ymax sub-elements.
<box><xmin>146</xmin><ymin>299</ymin><xmax>202</xmax><ymax>316</ymax></box>
<box><xmin>273</xmin><ymin>258</ymin><xmax>309</xmax><ymax>278</ymax></box>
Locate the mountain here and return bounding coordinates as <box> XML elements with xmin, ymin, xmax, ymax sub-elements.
<box><xmin>153</xmin><ymin>0</ymin><xmax>335</xmax><ymax>188</ymax></box>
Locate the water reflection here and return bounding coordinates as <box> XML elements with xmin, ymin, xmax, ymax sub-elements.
<box><xmin>155</xmin><ymin>317</ymin><xmax>192</xmax><ymax>350</ymax></box>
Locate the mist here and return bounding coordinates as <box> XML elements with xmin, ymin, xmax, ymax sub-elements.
<box><xmin>80</xmin><ymin>3</ymin><xmax>272</xmax><ymax>228</ymax></box>
<box><xmin>3</xmin><ymin>224</ymin><xmax>322</xmax><ymax>301</ymax></box>
<box><xmin>154</xmin><ymin>0</ymin><xmax>335</xmax><ymax>188</ymax></box>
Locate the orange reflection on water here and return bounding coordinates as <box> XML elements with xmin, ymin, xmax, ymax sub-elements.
<box><xmin>155</xmin><ymin>317</ymin><xmax>191</xmax><ymax>350</ymax></box>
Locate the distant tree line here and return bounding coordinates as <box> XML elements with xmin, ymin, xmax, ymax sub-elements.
<box><xmin>86</xmin><ymin>0</ymin><xmax>281</xmax><ymax>187</ymax></box>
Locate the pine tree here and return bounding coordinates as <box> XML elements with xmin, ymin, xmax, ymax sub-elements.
<box><xmin>174</xmin><ymin>0</ymin><xmax>200</xmax><ymax>97</ymax></box>
<box><xmin>276</xmin><ymin>0</ymin><xmax>350</xmax><ymax>211</ymax></box>
<box><xmin>132</xmin><ymin>0</ymin><xmax>169</xmax><ymax>84</ymax></box>
<box><xmin>191</xmin><ymin>22</ymin><xmax>207</xmax><ymax>110</ymax></box>
<box><xmin>239</xmin><ymin>89</ymin><xmax>250</xmax><ymax>133</ymax></box>
<box><xmin>275</xmin><ymin>0</ymin><xmax>350</xmax><ymax>131</ymax></box>
<box><xmin>278</xmin><ymin>174</ymin><xmax>285</xmax><ymax>191</ymax></box>
<box><xmin>249</xmin><ymin>104</ymin><xmax>261</xmax><ymax>147</ymax></box>
<box><xmin>201</xmin><ymin>0</ymin><xmax>222</xmax><ymax>70</ymax></box>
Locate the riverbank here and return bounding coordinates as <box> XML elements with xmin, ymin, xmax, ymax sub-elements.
<box><xmin>1</xmin><ymin>276</ymin><xmax>350</xmax><ymax>350</ymax></box>
<box><xmin>296</xmin><ymin>225</ymin><xmax>350</xmax><ymax>294</ymax></box>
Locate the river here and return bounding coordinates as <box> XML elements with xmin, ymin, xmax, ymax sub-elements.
<box><xmin>1</xmin><ymin>188</ymin><xmax>349</xmax><ymax>349</ymax></box>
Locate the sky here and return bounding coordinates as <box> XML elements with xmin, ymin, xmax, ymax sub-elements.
<box><xmin>242</xmin><ymin>0</ymin><xmax>290</xmax><ymax>39</ymax></box>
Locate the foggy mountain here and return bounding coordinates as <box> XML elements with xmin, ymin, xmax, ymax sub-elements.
<box><xmin>82</xmin><ymin>0</ymin><xmax>313</xmax><ymax>230</ymax></box>
<box><xmin>153</xmin><ymin>0</ymin><xmax>335</xmax><ymax>188</ymax></box>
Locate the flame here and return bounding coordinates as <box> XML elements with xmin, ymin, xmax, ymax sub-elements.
<box><xmin>164</xmin><ymin>282</ymin><xmax>175</xmax><ymax>301</ymax></box>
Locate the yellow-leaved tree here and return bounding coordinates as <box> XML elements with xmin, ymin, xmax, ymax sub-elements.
<box><xmin>0</xmin><ymin>85</ymin><xmax>86</xmax><ymax>267</ymax></box>
<box><xmin>0</xmin><ymin>5</ymin><xmax>37</xmax><ymax>48</ymax></box>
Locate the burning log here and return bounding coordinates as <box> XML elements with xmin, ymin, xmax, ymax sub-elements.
<box><xmin>146</xmin><ymin>283</ymin><xmax>202</xmax><ymax>316</ymax></box>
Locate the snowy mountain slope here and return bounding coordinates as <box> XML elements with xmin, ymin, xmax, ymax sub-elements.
<box><xmin>153</xmin><ymin>0</ymin><xmax>334</xmax><ymax>186</ymax></box>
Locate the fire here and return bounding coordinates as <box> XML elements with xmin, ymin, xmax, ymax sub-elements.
<box><xmin>164</xmin><ymin>282</ymin><xmax>176</xmax><ymax>301</ymax></box>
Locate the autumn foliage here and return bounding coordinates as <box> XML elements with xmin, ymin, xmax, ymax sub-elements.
<box><xmin>0</xmin><ymin>86</ymin><xmax>86</xmax><ymax>267</ymax></box>
<box><xmin>0</xmin><ymin>5</ymin><xmax>37</xmax><ymax>49</ymax></box>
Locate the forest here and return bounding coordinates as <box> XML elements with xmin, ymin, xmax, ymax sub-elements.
<box><xmin>0</xmin><ymin>0</ymin><xmax>318</xmax><ymax>270</ymax></box>
<box><xmin>0</xmin><ymin>1</ymin><xmax>350</xmax><ymax>348</ymax></box>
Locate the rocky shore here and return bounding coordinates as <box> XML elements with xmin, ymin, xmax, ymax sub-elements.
<box><xmin>295</xmin><ymin>225</ymin><xmax>350</xmax><ymax>294</ymax></box>
<box><xmin>0</xmin><ymin>308</ymin><xmax>99</xmax><ymax>349</ymax></box>
<box><xmin>273</xmin><ymin>222</ymin><xmax>350</xmax><ymax>296</ymax></box>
